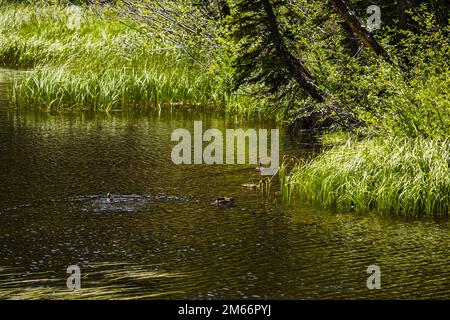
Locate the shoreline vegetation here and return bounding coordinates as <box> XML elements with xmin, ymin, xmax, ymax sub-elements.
<box><xmin>0</xmin><ymin>2</ymin><xmax>258</xmax><ymax>115</ymax></box>
<box><xmin>280</xmin><ymin>137</ymin><xmax>450</xmax><ymax>217</ymax></box>
<box><xmin>1</xmin><ymin>1</ymin><xmax>449</xmax><ymax>217</ymax></box>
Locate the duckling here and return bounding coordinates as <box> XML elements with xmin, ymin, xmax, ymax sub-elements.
<box><xmin>213</xmin><ymin>197</ymin><xmax>235</xmax><ymax>207</ymax></box>
<box><xmin>106</xmin><ymin>193</ymin><xmax>114</xmax><ymax>203</ymax></box>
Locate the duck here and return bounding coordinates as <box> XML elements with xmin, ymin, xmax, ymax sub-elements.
<box><xmin>213</xmin><ymin>197</ymin><xmax>235</xmax><ymax>207</ymax></box>
<box><xmin>255</xmin><ymin>162</ymin><xmax>263</xmax><ymax>172</ymax></box>
<box><xmin>241</xmin><ymin>180</ymin><xmax>262</xmax><ymax>189</ymax></box>
<box><xmin>106</xmin><ymin>193</ymin><xmax>114</xmax><ymax>203</ymax></box>
<box><xmin>241</xmin><ymin>183</ymin><xmax>259</xmax><ymax>189</ymax></box>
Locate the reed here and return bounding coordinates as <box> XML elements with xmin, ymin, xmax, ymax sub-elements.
<box><xmin>12</xmin><ymin>56</ymin><xmax>220</xmax><ymax>111</ymax></box>
<box><xmin>280</xmin><ymin>137</ymin><xmax>450</xmax><ymax>217</ymax></box>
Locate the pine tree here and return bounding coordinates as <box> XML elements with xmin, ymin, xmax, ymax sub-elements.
<box><xmin>228</xmin><ymin>0</ymin><xmax>324</xmax><ymax>102</ymax></box>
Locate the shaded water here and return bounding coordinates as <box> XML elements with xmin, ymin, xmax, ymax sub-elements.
<box><xmin>0</xmin><ymin>69</ymin><xmax>448</xmax><ymax>299</ymax></box>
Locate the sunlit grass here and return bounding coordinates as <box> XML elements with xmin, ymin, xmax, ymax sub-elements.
<box><xmin>0</xmin><ymin>2</ymin><xmax>260</xmax><ymax>114</ymax></box>
<box><xmin>280</xmin><ymin>137</ymin><xmax>450</xmax><ymax>217</ymax></box>
<box><xmin>12</xmin><ymin>56</ymin><xmax>219</xmax><ymax>111</ymax></box>
<box><xmin>319</xmin><ymin>130</ymin><xmax>355</xmax><ymax>146</ymax></box>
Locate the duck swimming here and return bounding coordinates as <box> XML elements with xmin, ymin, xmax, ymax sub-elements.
<box><xmin>106</xmin><ymin>193</ymin><xmax>114</xmax><ymax>203</ymax></box>
<box><xmin>213</xmin><ymin>197</ymin><xmax>235</xmax><ymax>207</ymax></box>
<box><xmin>241</xmin><ymin>180</ymin><xmax>262</xmax><ymax>189</ymax></box>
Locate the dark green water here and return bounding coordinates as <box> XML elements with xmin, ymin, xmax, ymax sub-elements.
<box><xmin>0</xmin><ymin>69</ymin><xmax>448</xmax><ymax>299</ymax></box>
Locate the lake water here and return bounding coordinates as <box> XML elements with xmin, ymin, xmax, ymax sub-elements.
<box><xmin>0</xmin><ymin>69</ymin><xmax>448</xmax><ymax>299</ymax></box>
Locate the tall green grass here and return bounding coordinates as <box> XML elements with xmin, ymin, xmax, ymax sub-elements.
<box><xmin>12</xmin><ymin>54</ymin><xmax>219</xmax><ymax>111</ymax></box>
<box><xmin>0</xmin><ymin>3</ymin><xmax>125</xmax><ymax>68</ymax></box>
<box><xmin>0</xmin><ymin>3</ymin><xmax>259</xmax><ymax>114</ymax></box>
<box><xmin>280</xmin><ymin>137</ymin><xmax>450</xmax><ymax>217</ymax></box>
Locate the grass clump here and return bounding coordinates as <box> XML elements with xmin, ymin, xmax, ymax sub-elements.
<box><xmin>12</xmin><ymin>53</ymin><xmax>218</xmax><ymax>111</ymax></box>
<box><xmin>319</xmin><ymin>130</ymin><xmax>359</xmax><ymax>146</ymax></box>
<box><xmin>280</xmin><ymin>137</ymin><xmax>450</xmax><ymax>217</ymax></box>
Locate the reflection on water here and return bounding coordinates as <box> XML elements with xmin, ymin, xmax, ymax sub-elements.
<box><xmin>0</xmin><ymin>70</ymin><xmax>449</xmax><ymax>299</ymax></box>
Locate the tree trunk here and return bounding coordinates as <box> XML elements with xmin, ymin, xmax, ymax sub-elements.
<box><xmin>261</xmin><ymin>0</ymin><xmax>324</xmax><ymax>102</ymax></box>
<box><xmin>396</xmin><ymin>0</ymin><xmax>408</xmax><ymax>48</ymax></box>
<box><xmin>398</xmin><ymin>0</ymin><xmax>407</xmax><ymax>31</ymax></box>
<box><xmin>330</xmin><ymin>0</ymin><xmax>391</xmax><ymax>62</ymax></box>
